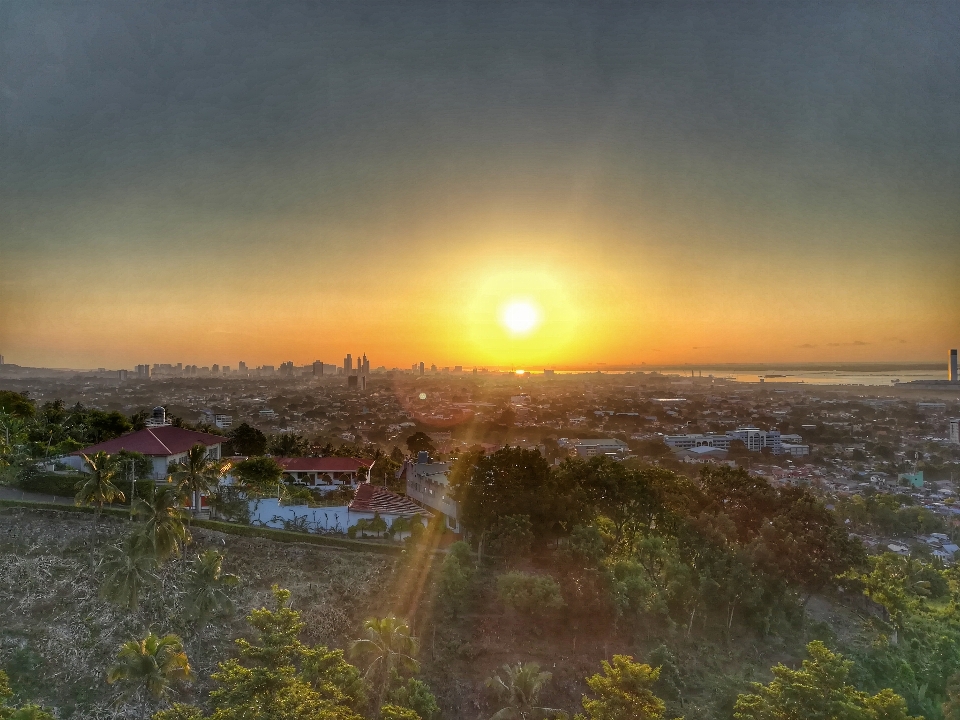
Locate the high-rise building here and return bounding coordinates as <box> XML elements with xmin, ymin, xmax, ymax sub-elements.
<box><xmin>361</xmin><ymin>354</ymin><xmax>370</xmax><ymax>375</ymax></box>
<box><xmin>344</xmin><ymin>354</ymin><xmax>353</xmax><ymax>374</ymax></box>
<box><xmin>212</xmin><ymin>364</ymin><xmax>220</xmax><ymax>374</ymax></box>
<box><xmin>419</xmin><ymin>362</ymin><xmax>425</xmax><ymax>376</ymax></box>
<box><xmin>950</xmin><ymin>418</ymin><xmax>960</xmax><ymax>445</ymax></box>
<box><xmin>118</xmin><ymin>369</ymin><xmax>128</xmax><ymax>381</ymax></box>
<box><xmin>313</xmin><ymin>360</ymin><xmax>323</xmax><ymax>376</ymax></box>
<box><xmin>238</xmin><ymin>361</ymin><xmax>247</xmax><ymax>374</ymax></box>
<box><xmin>951</xmin><ymin>349</ymin><xmax>958</xmax><ymax>382</ymax></box>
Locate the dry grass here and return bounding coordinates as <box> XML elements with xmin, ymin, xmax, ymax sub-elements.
<box><xmin>0</xmin><ymin>507</ymin><xmax>395</xmax><ymax>719</ymax></box>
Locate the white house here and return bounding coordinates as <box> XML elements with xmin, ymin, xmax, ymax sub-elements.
<box><xmin>64</xmin><ymin>425</ymin><xmax>225</xmax><ymax>480</ymax></box>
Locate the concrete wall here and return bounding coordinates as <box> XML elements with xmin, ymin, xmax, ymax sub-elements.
<box><xmin>248</xmin><ymin>498</ymin><xmax>423</xmax><ymax>537</ymax></box>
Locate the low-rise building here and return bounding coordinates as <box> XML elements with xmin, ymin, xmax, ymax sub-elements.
<box><xmin>781</xmin><ymin>442</ymin><xmax>810</xmax><ymax>457</ymax></box>
<box><xmin>571</xmin><ymin>438</ymin><xmax>630</xmax><ymax>458</ymax></box>
<box><xmin>405</xmin><ymin>452</ymin><xmax>460</xmax><ymax>532</ymax></box>
<box><xmin>276</xmin><ymin>457</ymin><xmax>373</xmax><ymax>493</ymax></box>
<box><xmin>664</xmin><ymin>433</ymin><xmax>731</xmax><ymax>450</ymax></box>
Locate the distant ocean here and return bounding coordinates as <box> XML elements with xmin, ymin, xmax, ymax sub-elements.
<box><xmin>651</xmin><ymin>367</ymin><xmax>943</xmax><ymax>386</ymax></box>
<box><xmin>548</xmin><ymin>365</ymin><xmax>945</xmax><ymax>386</ymax></box>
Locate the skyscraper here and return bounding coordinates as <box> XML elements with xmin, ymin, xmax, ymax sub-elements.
<box><xmin>238</xmin><ymin>361</ymin><xmax>247</xmax><ymax>375</ymax></box>
<box><xmin>950</xmin><ymin>418</ymin><xmax>960</xmax><ymax>445</ymax></box>
<box><xmin>419</xmin><ymin>362</ymin><xmax>425</xmax><ymax>376</ymax></box>
<box><xmin>313</xmin><ymin>360</ymin><xmax>323</xmax><ymax>376</ymax></box>
<box><xmin>951</xmin><ymin>349</ymin><xmax>958</xmax><ymax>383</ymax></box>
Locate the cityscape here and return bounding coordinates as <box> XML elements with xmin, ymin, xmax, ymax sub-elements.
<box><xmin>2</xmin><ymin>3</ymin><xmax>960</xmax><ymax>720</ymax></box>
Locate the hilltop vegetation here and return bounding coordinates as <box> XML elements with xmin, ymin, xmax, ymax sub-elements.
<box><xmin>3</xmin><ymin>393</ymin><xmax>960</xmax><ymax>718</ymax></box>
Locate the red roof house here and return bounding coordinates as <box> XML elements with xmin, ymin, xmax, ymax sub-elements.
<box><xmin>348</xmin><ymin>483</ymin><xmax>431</xmax><ymax>517</ymax></box>
<box><xmin>66</xmin><ymin>426</ymin><xmax>225</xmax><ymax>479</ymax></box>
<box><xmin>276</xmin><ymin>456</ymin><xmax>373</xmax><ymax>492</ymax></box>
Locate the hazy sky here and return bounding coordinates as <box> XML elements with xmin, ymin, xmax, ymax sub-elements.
<box><xmin>2</xmin><ymin>1</ymin><xmax>958</xmax><ymax>369</ymax></box>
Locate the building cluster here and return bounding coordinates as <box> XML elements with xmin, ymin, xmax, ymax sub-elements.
<box><xmin>8</xmin><ymin>348</ymin><xmax>960</xmax><ymax>548</ymax></box>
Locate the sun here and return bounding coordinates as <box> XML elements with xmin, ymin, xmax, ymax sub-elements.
<box><xmin>501</xmin><ymin>300</ymin><xmax>540</xmax><ymax>336</ymax></box>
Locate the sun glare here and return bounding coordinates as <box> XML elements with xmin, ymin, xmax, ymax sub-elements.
<box><xmin>501</xmin><ymin>300</ymin><xmax>540</xmax><ymax>336</ymax></box>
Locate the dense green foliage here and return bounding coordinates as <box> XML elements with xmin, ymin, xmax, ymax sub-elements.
<box><xmin>225</xmin><ymin>423</ymin><xmax>267</xmax><ymax>456</ymax></box>
<box><xmin>733</xmin><ymin>641</ymin><xmax>921</xmax><ymax>720</ymax></box>
<box><xmin>575</xmin><ymin>655</ymin><xmax>667</xmax><ymax>720</ymax></box>
<box><xmin>453</xmin><ymin>452</ymin><xmax>863</xmax><ymax>636</ymax></box>
<box><xmin>0</xmin><ymin>396</ymin><xmax>136</xmax><ymax>465</ymax></box>
<box><xmin>0</xmin><ymin>669</ymin><xmax>54</xmax><ymax>720</ymax></box>
<box><xmin>835</xmin><ymin>494</ymin><xmax>947</xmax><ymax>539</ymax></box>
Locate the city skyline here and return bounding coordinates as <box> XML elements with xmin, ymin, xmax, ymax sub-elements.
<box><xmin>2</xmin><ymin>2</ymin><xmax>959</xmax><ymax>369</ymax></box>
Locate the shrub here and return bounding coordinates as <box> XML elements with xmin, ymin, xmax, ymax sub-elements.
<box><xmin>497</xmin><ymin>571</ymin><xmax>565</xmax><ymax>616</ymax></box>
<box><xmin>20</xmin><ymin>473</ymin><xmax>157</xmax><ymax>502</ymax></box>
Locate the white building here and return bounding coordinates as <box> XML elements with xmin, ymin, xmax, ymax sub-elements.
<box><xmin>664</xmin><ymin>426</ymin><xmax>785</xmax><ymax>454</ymax></box>
<box><xmin>572</xmin><ymin>438</ymin><xmax>630</xmax><ymax>458</ymax></box>
<box><xmin>664</xmin><ymin>433</ymin><xmax>731</xmax><ymax>451</ymax></box>
<box><xmin>950</xmin><ymin>418</ymin><xmax>960</xmax><ymax>445</ymax></box>
<box><xmin>405</xmin><ymin>453</ymin><xmax>460</xmax><ymax>532</ymax></box>
<box><xmin>727</xmin><ymin>427</ymin><xmax>782</xmax><ymax>453</ymax></box>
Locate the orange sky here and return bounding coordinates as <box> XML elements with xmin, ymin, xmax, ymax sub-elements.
<box><xmin>1</xmin><ymin>2</ymin><xmax>959</xmax><ymax>369</ymax></box>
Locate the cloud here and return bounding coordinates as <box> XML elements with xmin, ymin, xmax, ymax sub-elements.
<box><xmin>852</xmin><ymin>340</ymin><xmax>870</xmax><ymax>346</ymax></box>
<box><xmin>797</xmin><ymin>343</ymin><xmax>818</xmax><ymax>348</ymax></box>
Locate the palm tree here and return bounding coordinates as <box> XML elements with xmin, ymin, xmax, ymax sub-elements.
<box><xmin>107</xmin><ymin>631</ymin><xmax>192</xmax><ymax>711</ymax></box>
<box><xmin>169</xmin><ymin>444</ymin><xmax>230</xmax><ymax>514</ymax></box>
<box><xmin>183</xmin><ymin>549</ymin><xmax>239</xmax><ymax>627</ymax></box>
<box><xmin>350</xmin><ymin>615</ymin><xmax>420</xmax><ymax>697</ymax></box>
<box><xmin>99</xmin><ymin>534</ymin><xmax>159</xmax><ymax>610</ymax></box>
<box><xmin>485</xmin><ymin>663</ymin><xmax>567</xmax><ymax>720</ymax></box>
<box><xmin>75</xmin><ymin>451</ymin><xmax>125</xmax><ymax>557</ymax></box>
<box><xmin>133</xmin><ymin>484</ymin><xmax>190</xmax><ymax>562</ymax></box>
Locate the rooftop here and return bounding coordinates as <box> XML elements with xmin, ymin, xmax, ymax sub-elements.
<box><xmin>349</xmin><ymin>483</ymin><xmax>431</xmax><ymax>517</ymax></box>
<box><xmin>72</xmin><ymin>426</ymin><xmax>225</xmax><ymax>457</ymax></box>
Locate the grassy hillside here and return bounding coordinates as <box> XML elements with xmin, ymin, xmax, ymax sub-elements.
<box><xmin>0</xmin><ymin>505</ymin><xmax>895</xmax><ymax>720</ymax></box>
<box><xmin>0</xmin><ymin>507</ymin><xmax>394</xmax><ymax>719</ymax></box>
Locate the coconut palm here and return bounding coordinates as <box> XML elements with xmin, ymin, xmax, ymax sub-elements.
<box><xmin>107</xmin><ymin>631</ymin><xmax>192</xmax><ymax>707</ymax></box>
<box><xmin>350</xmin><ymin>615</ymin><xmax>419</xmax><ymax>696</ymax></box>
<box><xmin>133</xmin><ymin>484</ymin><xmax>190</xmax><ymax>562</ymax></box>
<box><xmin>485</xmin><ymin>663</ymin><xmax>567</xmax><ymax>720</ymax></box>
<box><xmin>183</xmin><ymin>549</ymin><xmax>239</xmax><ymax>627</ymax></box>
<box><xmin>75</xmin><ymin>451</ymin><xmax>125</xmax><ymax>557</ymax></box>
<box><xmin>169</xmin><ymin>444</ymin><xmax>230</xmax><ymax>514</ymax></box>
<box><xmin>100</xmin><ymin>533</ymin><xmax>159</xmax><ymax>610</ymax></box>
